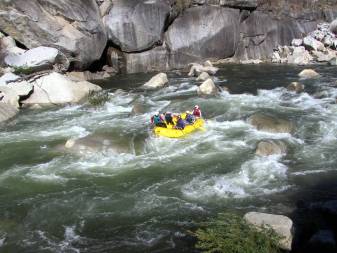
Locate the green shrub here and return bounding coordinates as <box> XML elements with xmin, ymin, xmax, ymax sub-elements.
<box><xmin>193</xmin><ymin>213</ymin><xmax>282</xmax><ymax>253</ymax></box>
<box><xmin>88</xmin><ymin>90</ymin><xmax>110</xmax><ymax>106</ymax></box>
<box><xmin>13</xmin><ymin>65</ymin><xmax>35</xmax><ymax>75</ymax></box>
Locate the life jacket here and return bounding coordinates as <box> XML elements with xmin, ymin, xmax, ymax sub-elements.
<box><xmin>185</xmin><ymin>113</ymin><xmax>194</xmax><ymax>123</ymax></box>
<box><xmin>176</xmin><ymin>118</ymin><xmax>186</xmax><ymax>129</ymax></box>
<box><xmin>193</xmin><ymin>108</ymin><xmax>201</xmax><ymax>117</ymax></box>
<box><xmin>153</xmin><ymin>115</ymin><xmax>162</xmax><ymax>124</ymax></box>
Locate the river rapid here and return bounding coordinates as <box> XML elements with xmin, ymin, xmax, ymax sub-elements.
<box><xmin>1</xmin><ymin>64</ymin><xmax>337</xmax><ymax>252</ymax></box>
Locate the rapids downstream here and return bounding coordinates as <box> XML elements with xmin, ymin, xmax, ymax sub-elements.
<box><xmin>1</xmin><ymin>64</ymin><xmax>337</xmax><ymax>252</ymax></box>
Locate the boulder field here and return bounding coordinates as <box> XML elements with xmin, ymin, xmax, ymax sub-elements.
<box><xmin>0</xmin><ymin>0</ymin><xmax>336</xmax><ymax>74</ymax></box>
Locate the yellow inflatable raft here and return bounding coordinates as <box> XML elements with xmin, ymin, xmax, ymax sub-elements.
<box><xmin>154</xmin><ymin>114</ymin><xmax>205</xmax><ymax>138</ymax></box>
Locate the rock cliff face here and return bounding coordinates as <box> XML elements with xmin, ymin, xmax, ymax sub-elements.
<box><xmin>0</xmin><ymin>0</ymin><xmax>107</xmax><ymax>68</ymax></box>
<box><xmin>0</xmin><ymin>0</ymin><xmax>336</xmax><ymax>73</ymax></box>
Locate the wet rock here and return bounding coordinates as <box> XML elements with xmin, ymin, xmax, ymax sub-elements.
<box><xmin>4</xmin><ymin>47</ymin><xmax>69</xmax><ymax>72</ymax></box>
<box><xmin>21</xmin><ymin>72</ymin><xmax>101</xmax><ymax>106</ymax></box>
<box><xmin>0</xmin><ymin>102</ymin><xmax>18</xmax><ymax>123</ymax></box>
<box><xmin>103</xmin><ymin>0</ymin><xmax>170</xmax><ymax>52</ymax></box>
<box><xmin>244</xmin><ymin>212</ymin><xmax>293</xmax><ymax>251</ymax></box>
<box><xmin>329</xmin><ymin>57</ymin><xmax>337</xmax><ymax>65</ymax></box>
<box><xmin>166</xmin><ymin>6</ymin><xmax>240</xmax><ymax>68</ymax></box>
<box><xmin>287</xmin><ymin>82</ymin><xmax>305</xmax><ymax>93</ymax></box>
<box><xmin>248</xmin><ymin>113</ymin><xmax>294</xmax><ymax>134</ymax></box>
<box><xmin>196</xmin><ymin>72</ymin><xmax>210</xmax><ymax>82</ymax></box>
<box><xmin>197</xmin><ymin>78</ymin><xmax>218</xmax><ymax>96</ymax></box>
<box><xmin>188</xmin><ymin>63</ymin><xmax>219</xmax><ymax>77</ymax></box>
<box><xmin>255</xmin><ymin>140</ymin><xmax>287</xmax><ymax>156</ymax></box>
<box><xmin>292</xmin><ymin>39</ymin><xmax>303</xmax><ymax>47</ymax></box>
<box><xmin>308</xmin><ymin>230</ymin><xmax>336</xmax><ymax>253</ymax></box>
<box><xmin>142</xmin><ymin>73</ymin><xmax>168</xmax><ymax>89</ymax></box>
<box><xmin>298</xmin><ymin>69</ymin><xmax>320</xmax><ymax>79</ymax></box>
<box><xmin>0</xmin><ymin>0</ymin><xmax>107</xmax><ymax>68</ymax></box>
<box><xmin>65</xmin><ymin>134</ymin><xmax>129</xmax><ymax>155</ymax></box>
<box><xmin>303</xmin><ymin>36</ymin><xmax>325</xmax><ymax>51</ymax></box>
<box><xmin>131</xmin><ymin>102</ymin><xmax>146</xmax><ymax>116</ymax></box>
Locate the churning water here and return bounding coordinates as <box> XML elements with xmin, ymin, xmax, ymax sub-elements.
<box><xmin>1</xmin><ymin>64</ymin><xmax>337</xmax><ymax>252</ymax></box>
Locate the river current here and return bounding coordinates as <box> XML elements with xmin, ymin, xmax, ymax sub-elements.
<box><xmin>1</xmin><ymin>64</ymin><xmax>337</xmax><ymax>252</ymax></box>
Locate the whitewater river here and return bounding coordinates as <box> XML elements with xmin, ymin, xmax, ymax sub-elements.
<box><xmin>1</xmin><ymin>64</ymin><xmax>337</xmax><ymax>252</ymax></box>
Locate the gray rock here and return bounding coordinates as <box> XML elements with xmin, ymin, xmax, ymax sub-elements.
<box><xmin>292</xmin><ymin>39</ymin><xmax>303</xmax><ymax>47</ymax></box>
<box><xmin>0</xmin><ymin>36</ymin><xmax>26</xmax><ymax>55</ymax></box>
<box><xmin>298</xmin><ymin>69</ymin><xmax>320</xmax><ymax>79</ymax></box>
<box><xmin>103</xmin><ymin>0</ymin><xmax>170</xmax><ymax>52</ymax></box>
<box><xmin>287</xmin><ymin>82</ymin><xmax>305</xmax><ymax>93</ymax></box>
<box><xmin>248</xmin><ymin>114</ymin><xmax>294</xmax><ymax>134</ymax></box>
<box><xmin>0</xmin><ymin>73</ymin><xmax>20</xmax><ymax>86</ymax></box>
<box><xmin>4</xmin><ymin>47</ymin><xmax>69</xmax><ymax>72</ymax></box>
<box><xmin>197</xmin><ymin>78</ymin><xmax>218</xmax><ymax>95</ymax></box>
<box><xmin>99</xmin><ymin>0</ymin><xmax>112</xmax><ymax>17</ymax></box>
<box><xmin>244</xmin><ymin>212</ymin><xmax>293</xmax><ymax>251</ymax></box>
<box><xmin>124</xmin><ymin>46</ymin><xmax>170</xmax><ymax>74</ymax></box>
<box><xmin>0</xmin><ymin>102</ymin><xmax>19</xmax><ymax>123</ymax></box>
<box><xmin>311</xmin><ymin>50</ymin><xmax>336</xmax><ymax>62</ymax></box>
<box><xmin>142</xmin><ymin>73</ymin><xmax>168</xmax><ymax>89</ymax></box>
<box><xmin>0</xmin><ymin>0</ymin><xmax>107</xmax><ymax>68</ymax></box>
<box><xmin>165</xmin><ymin>6</ymin><xmax>240</xmax><ymax>68</ymax></box>
<box><xmin>256</xmin><ymin>140</ymin><xmax>287</xmax><ymax>156</ymax></box>
<box><xmin>196</xmin><ymin>72</ymin><xmax>210</xmax><ymax>82</ymax></box>
<box><xmin>21</xmin><ymin>72</ymin><xmax>101</xmax><ymax>106</ymax></box>
<box><xmin>330</xmin><ymin>19</ymin><xmax>337</xmax><ymax>34</ymax></box>
<box><xmin>188</xmin><ymin>63</ymin><xmax>219</xmax><ymax>76</ymax></box>
<box><xmin>329</xmin><ymin>57</ymin><xmax>337</xmax><ymax>65</ymax></box>
<box><xmin>287</xmin><ymin>46</ymin><xmax>313</xmax><ymax>65</ymax></box>
<box><xmin>303</xmin><ymin>36</ymin><xmax>325</xmax><ymax>51</ymax></box>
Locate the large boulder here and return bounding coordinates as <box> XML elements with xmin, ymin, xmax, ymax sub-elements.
<box><xmin>303</xmin><ymin>36</ymin><xmax>325</xmax><ymax>51</ymax></box>
<box><xmin>4</xmin><ymin>47</ymin><xmax>69</xmax><ymax>72</ymax></box>
<box><xmin>244</xmin><ymin>212</ymin><xmax>293</xmax><ymax>251</ymax></box>
<box><xmin>21</xmin><ymin>72</ymin><xmax>101</xmax><ymax>106</ymax></box>
<box><xmin>287</xmin><ymin>46</ymin><xmax>313</xmax><ymax>65</ymax></box>
<box><xmin>298</xmin><ymin>69</ymin><xmax>320</xmax><ymax>79</ymax></box>
<box><xmin>311</xmin><ymin>50</ymin><xmax>336</xmax><ymax>62</ymax></box>
<box><xmin>197</xmin><ymin>78</ymin><xmax>218</xmax><ymax>96</ymax></box>
<box><xmin>0</xmin><ymin>73</ymin><xmax>20</xmax><ymax>86</ymax></box>
<box><xmin>248</xmin><ymin>114</ymin><xmax>294</xmax><ymax>134</ymax></box>
<box><xmin>0</xmin><ymin>36</ymin><xmax>25</xmax><ymax>55</ymax></box>
<box><xmin>103</xmin><ymin>0</ymin><xmax>171</xmax><ymax>52</ymax></box>
<box><xmin>196</xmin><ymin>72</ymin><xmax>210</xmax><ymax>82</ymax></box>
<box><xmin>165</xmin><ymin>6</ymin><xmax>240</xmax><ymax>68</ymax></box>
<box><xmin>142</xmin><ymin>73</ymin><xmax>168</xmax><ymax>89</ymax></box>
<box><xmin>188</xmin><ymin>63</ymin><xmax>219</xmax><ymax>76</ymax></box>
<box><xmin>255</xmin><ymin>140</ymin><xmax>287</xmax><ymax>156</ymax></box>
<box><xmin>0</xmin><ymin>81</ymin><xmax>33</xmax><ymax>107</ymax></box>
<box><xmin>0</xmin><ymin>0</ymin><xmax>107</xmax><ymax>68</ymax></box>
<box><xmin>0</xmin><ymin>102</ymin><xmax>19</xmax><ymax>123</ymax></box>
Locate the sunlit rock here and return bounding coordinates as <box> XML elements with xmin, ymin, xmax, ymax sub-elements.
<box><xmin>244</xmin><ymin>212</ymin><xmax>293</xmax><ymax>251</ymax></box>
<box><xmin>188</xmin><ymin>63</ymin><xmax>219</xmax><ymax>77</ymax></box>
<box><xmin>142</xmin><ymin>73</ymin><xmax>168</xmax><ymax>89</ymax></box>
<box><xmin>303</xmin><ymin>36</ymin><xmax>325</xmax><ymax>51</ymax></box>
<box><xmin>196</xmin><ymin>72</ymin><xmax>210</xmax><ymax>82</ymax></box>
<box><xmin>248</xmin><ymin>113</ymin><xmax>294</xmax><ymax>134</ymax></box>
<box><xmin>255</xmin><ymin>140</ymin><xmax>287</xmax><ymax>156</ymax></box>
<box><xmin>21</xmin><ymin>72</ymin><xmax>101</xmax><ymax>106</ymax></box>
<box><xmin>298</xmin><ymin>69</ymin><xmax>320</xmax><ymax>79</ymax></box>
<box><xmin>287</xmin><ymin>82</ymin><xmax>304</xmax><ymax>93</ymax></box>
<box><xmin>197</xmin><ymin>78</ymin><xmax>218</xmax><ymax>95</ymax></box>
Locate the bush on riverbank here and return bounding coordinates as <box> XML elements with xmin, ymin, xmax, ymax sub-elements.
<box><xmin>193</xmin><ymin>213</ymin><xmax>282</xmax><ymax>253</ymax></box>
<box><xmin>88</xmin><ymin>90</ymin><xmax>110</xmax><ymax>106</ymax></box>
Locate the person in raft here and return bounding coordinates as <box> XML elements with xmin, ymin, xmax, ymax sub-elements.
<box><xmin>193</xmin><ymin>105</ymin><xmax>202</xmax><ymax>118</ymax></box>
<box><xmin>151</xmin><ymin>112</ymin><xmax>167</xmax><ymax>128</ymax></box>
<box><xmin>164</xmin><ymin>111</ymin><xmax>174</xmax><ymax>125</ymax></box>
<box><xmin>185</xmin><ymin>111</ymin><xmax>195</xmax><ymax>124</ymax></box>
<box><xmin>174</xmin><ymin>115</ymin><xmax>186</xmax><ymax>130</ymax></box>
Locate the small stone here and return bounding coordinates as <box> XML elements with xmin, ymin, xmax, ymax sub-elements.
<box><xmin>287</xmin><ymin>82</ymin><xmax>305</xmax><ymax>93</ymax></box>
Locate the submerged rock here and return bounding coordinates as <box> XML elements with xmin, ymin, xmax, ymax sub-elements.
<box><xmin>197</xmin><ymin>78</ymin><xmax>218</xmax><ymax>96</ymax></box>
<box><xmin>255</xmin><ymin>140</ymin><xmax>287</xmax><ymax>156</ymax></box>
<box><xmin>21</xmin><ymin>72</ymin><xmax>101</xmax><ymax>106</ymax></box>
<box><xmin>248</xmin><ymin>114</ymin><xmax>294</xmax><ymax>134</ymax></box>
<box><xmin>244</xmin><ymin>212</ymin><xmax>293</xmax><ymax>251</ymax></box>
<box><xmin>287</xmin><ymin>82</ymin><xmax>305</xmax><ymax>93</ymax></box>
<box><xmin>142</xmin><ymin>73</ymin><xmax>168</xmax><ymax>89</ymax></box>
<box><xmin>298</xmin><ymin>69</ymin><xmax>320</xmax><ymax>79</ymax></box>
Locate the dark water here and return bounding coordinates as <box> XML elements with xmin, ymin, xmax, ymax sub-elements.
<box><xmin>0</xmin><ymin>64</ymin><xmax>337</xmax><ymax>252</ymax></box>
